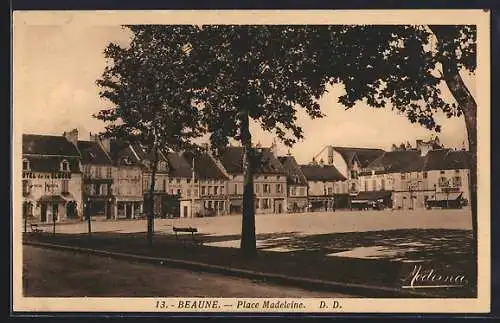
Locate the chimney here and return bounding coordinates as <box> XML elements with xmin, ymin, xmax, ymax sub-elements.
<box><xmin>270</xmin><ymin>138</ymin><xmax>278</xmax><ymax>157</ymax></box>
<box><xmin>64</xmin><ymin>128</ymin><xmax>78</xmax><ymax>146</ymax></box>
<box><xmin>100</xmin><ymin>136</ymin><xmax>111</xmax><ymax>153</ymax></box>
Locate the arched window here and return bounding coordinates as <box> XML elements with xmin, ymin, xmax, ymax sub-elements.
<box><xmin>61</xmin><ymin>159</ymin><xmax>70</xmax><ymax>172</ymax></box>
<box><xmin>23</xmin><ymin>158</ymin><xmax>30</xmax><ymax>171</ymax></box>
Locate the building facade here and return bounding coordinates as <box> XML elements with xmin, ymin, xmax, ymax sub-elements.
<box><xmin>22</xmin><ymin>133</ymin><xmax>83</xmax><ymax>223</ymax></box>
<box><xmin>74</xmin><ymin>132</ymin><xmax>115</xmax><ymax>220</ymax></box>
<box><xmin>219</xmin><ymin>146</ymin><xmax>287</xmax><ymax>214</ymax></box>
<box><xmin>278</xmin><ymin>155</ymin><xmax>309</xmax><ymax>213</ymax></box>
<box><xmin>108</xmin><ymin>139</ymin><xmax>144</xmax><ymax>219</ymax></box>
<box><xmin>300</xmin><ymin>163</ymin><xmax>346</xmax><ymax>211</ymax></box>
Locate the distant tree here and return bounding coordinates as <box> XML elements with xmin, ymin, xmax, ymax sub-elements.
<box><xmin>190</xmin><ymin>26</ymin><xmax>325</xmax><ymax>257</ymax></box>
<box><xmin>94</xmin><ymin>25</ymin><xmax>202</xmax><ymax>247</ymax></box>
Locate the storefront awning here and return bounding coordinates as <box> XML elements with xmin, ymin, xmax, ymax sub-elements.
<box><xmin>431</xmin><ymin>192</ymin><xmax>463</xmax><ymax>201</ymax></box>
<box><xmin>352</xmin><ymin>191</ymin><xmax>392</xmax><ymax>202</ymax></box>
<box><xmin>38</xmin><ymin>195</ymin><xmax>66</xmax><ymax>203</ymax></box>
<box><xmin>230</xmin><ymin>199</ymin><xmax>243</xmax><ymax>207</ymax></box>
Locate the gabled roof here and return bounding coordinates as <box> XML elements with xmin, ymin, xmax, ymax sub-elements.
<box><xmin>422</xmin><ymin>149</ymin><xmax>470</xmax><ymax>171</ymax></box>
<box><xmin>182</xmin><ymin>151</ymin><xmax>228</xmax><ymax>180</ymax></box>
<box><xmin>77</xmin><ymin>141</ymin><xmax>112</xmax><ymax>165</ymax></box>
<box><xmin>361</xmin><ymin>150</ymin><xmax>421</xmax><ymax>175</ymax></box>
<box><xmin>331</xmin><ymin>146</ymin><xmax>385</xmax><ymax>168</ymax></box>
<box><xmin>300</xmin><ymin>164</ymin><xmax>346</xmax><ymax>182</ymax></box>
<box><xmin>277</xmin><ymin>155</ymin><xmax>308</xmax><ymax>186</ymax></box>
<box><xmin>129</xmin><ymin>142</ymin><xmax>169</xmax><ymax>172</ymax></box>
<box><xmin>219</xmin><ymin>146</ymin><xmax>286</xmax><ymax>175</ymax></box>
<box><xmin>23</xmin><ymin>134</ymin><xmax>80</xmax><ymax>157</ymax></box>
<box><xmin>109</xmin><ymin>140</ymin><xmax>142</xmax><ymax>167</ymax></box>
<box><xmin>165</xmin><ymin>152</ymin><xmax>193</xmax><ymax>178</ymax></box>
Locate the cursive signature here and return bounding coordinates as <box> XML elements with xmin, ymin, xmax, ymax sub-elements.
<box><xmin>402</xmin><ymin>264</ymin><xmax>468</xmax><ymax>289</ymax></box>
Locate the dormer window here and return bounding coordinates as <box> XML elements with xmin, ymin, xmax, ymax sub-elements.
<box><xmin>61</xmin><ymin>159</ymin><xmax>70</xmax><ymax>172</ymax></box>
<box><xmin>23</xmin><ymin>158</ymin><xmax>30</xmax><ymax>171</ymax></box>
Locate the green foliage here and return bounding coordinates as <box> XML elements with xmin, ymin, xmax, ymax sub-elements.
<box><xmin>94</xmin><ymin>25</ymin><xmax>202</xmax><ymax>150</ymax></box>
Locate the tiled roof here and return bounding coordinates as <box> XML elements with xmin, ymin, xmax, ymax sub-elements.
<box><xmin>300</xmin><ymin>164</ymin><xmax>346</xmax><ymax>182</ymax></box>
<box><xmin>219</xmin><ymin>146</ymin><xmax>286</xmax><ymax>175</ymax></box>
<box><xmin>77</xmin><ymin>141</ymin><xmax>112</xmax><ymax>165</ymax></box>
<box><xmin>331</xmin><ymin>147</ymin><xmax>385</xmax><ymax>168</ymax></box>
<box><xmin>422</xmin><ymin>149</ymin><xmax>470</xmax><ymax>171</ymax></box>
<box><xmin>23</xmin><ymin>155</ymin><xmax>81</xmax><ymax>173</ymax></box>
<box><xmin>165</xmin><ymin>152</ymin><xmax>193</xmax><ymax>178</ymax></box>
<box><xmin>23</xmin><ymin>134</ymin><xmax>80</xmax><ymax>157</ymax></box>
<box><xmin>109</xmin><ymin>140</ymin><xmax>142</xmax><ymax>166</ymax></box>
<box><xmin>277</xmin><ymin>155</ymin><xmax>308</xmax><ymax>185</ymax></box>
<box><xmin>182</xmin><ymin>151</ymin><xmax>228</xmax><ymax>180</ymax></box>
<box><xmin>361</xmin><ymin>150</ymin><xmax>421</xmax><ymax>175</ymax></box>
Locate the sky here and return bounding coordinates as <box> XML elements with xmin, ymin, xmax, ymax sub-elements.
<box><xmin>14</xmin><ymin>23</ymin><xmax>475</xmax><ymax>164</ymax></box>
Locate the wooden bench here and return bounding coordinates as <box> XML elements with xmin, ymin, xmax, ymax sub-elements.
<box><xmin>31</xmin><ymin>224</ymin><xmax>43</xmax><ymax>233</ymax></box>
<box><xmin>173</xmin><ymin>226</ymin><xmax>198</xmax><ymax>243</ymax></box>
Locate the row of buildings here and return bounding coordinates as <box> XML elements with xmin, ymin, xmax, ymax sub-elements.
<box><xmin>21</xmin><ymin>130</ymin><xmax>471</xmax><ymax>223</ymax></box>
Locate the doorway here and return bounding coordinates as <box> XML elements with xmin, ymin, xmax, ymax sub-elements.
<box><xmin>183</xmin><ymin>206</ymin><xmax>188</xmax><ymax>218</ymax></box>
<box><xmin>41</xmin><ymin>203</ymin><xmax>47</xmax><ymax>222</ymax></box>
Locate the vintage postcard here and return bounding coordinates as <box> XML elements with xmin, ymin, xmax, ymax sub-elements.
<box><xmin>12</xmin><ymin>9</ymin><xmax>491</xmax><ymax>314</ymax></box>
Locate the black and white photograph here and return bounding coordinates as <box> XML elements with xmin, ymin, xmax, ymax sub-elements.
<box><xmin>12</xmin><ymin>10</ymin><xmax>491</xmax><ymax>313</ymax></box>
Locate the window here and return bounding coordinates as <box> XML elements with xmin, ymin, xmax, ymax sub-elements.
<box><xmin>255</xmin><ymin>184</ymin><xmax>260</xmax><ymax>193</ymax></box>
<box><xmin>455</xmin><ymin>169</ymin><xmax>460</xmax><ymax>174</ymax></box>
<box><xmin>187</xmin><ymin>178</ymin><xmax>191</xmax><ymax>184</ymax></box>
<box><xmin>365</xmin><ymin>180</ymin><xmax>369</xmax><ymax>191</ymax></box>
<box><xmin>423</xmin><ymin>172</ymin><xmax>428</xmax><ymax>179</ymax></box>
<box><xmin>440</xmin><ymin>170</ymin><xmax>445</xmax><ymax>174</ymax></box>
<box><xmin>194</xmin><ymin>179</ymin><xmax>198</xmax><ymax>183</ymax></box>
<box><xmin>264</xmin><ymin>176</ymin><xmax>268</xmax><ymax>180</ymax></box>
<box><xmin>255</xmin><ymin>198</ymin><xmax>260</xmax><ymax>209</ymax></box>
<box><xmin>208</xmin><ymin>201</ymin><xmax>213</xmax><ymax>209</ymax></box>
<box><xmin>194</xmin><ymin>189</ymin><xmax>198</xmax><ymax>196</ymax></box>
<box><xmin>327</xmin><ymin>187</ymin><xmax>333</xmax><ymax>195</ymax></box>
<box><xmin>176</xmin><ymin>178</ymin><xmax>181</xmax><ymax>184</ymax></box>
<box><xmin>220</xmin><ymin>186</ymin><xmax>224</xmax><ymax>195</ymax></box>
<box><xmin>177</xmin><ymin>189</ymin><xmax>181</xmax><ymax>196</ymax></box>
<box><xmin>96</xmin><ymin>167</ymin><xmax>102</xmax><ymax>178</ymax></box>
<box><xmin>277</xmin><ymin>176</ymin><xmax>280</xmax><ymax>180</ymax></box>
<box><xmin>453</xmin><ymin>176</ymin><xmax>462</xmax><ymax>187</ymax></box>
<box><xmin>163</xmin><ymin>179</ymin><xmax>167</xmax><ymax>192</ymax></box>
<box><xmin>187</xmin><ymin>189</ymin><xmax>191</xmax><ymax>197</ymax></box>
<box><xmin>401</xmin><ymin>173</ymin><xmax>406</xmax><ymax>180</ymax></box>
<box><xmin>291</xmin><ymin>187</ymin><xmax>296</xmax><ymax>196</ymax></box>
<box><xmin>62</xmin><ymin>180</ymin><xmax>69</xmax><ymax>193</ymax></box>
<box><xmin>23</xmin><ymin>159</ymin><xmax>30</xmax><ymax>171</ymax></box>
<box><xmin>208</xmin><ymin>186</ymin><xmax>212</xmax><ymax>195</ymax></box>
<box><xmin>61</xmin><ymin>160</ymin><xmax>70</xmax><ymax>172</ymax></box>
<box><xmin>350</xmin><ymin>170</ymin><xmax>358</xmax><ymax>179</ymax></box>
<box><xmin>371</xmin><ymin>180</ymin><xmax>376</xmax><ymax>191</ymax></box>
<box><xmin>335</xmin><ymin>183</ymin><xmax>339</xmax><ymax>194</ymax></box>
<box><xmin>299</xmin><ymin>187</ymin><xmax>305</xmax><ymax>196</ymax></box>
<box><xmin>263</xmin><ymin>184</ymin><xmax>270</xmax><ymax>194</ymax></box>
<box><xmin>22</xmin><ymin>180</ymin><xmax>30</xmax><ymax>195</ymax></box>
<box><xmin>262</xmin><ymin>198</ymin><xmax>270</xmax><ymax>209</ymax></box>
<box><xmin>276</xmin><ymin>184</ymin><xmax>283</xmax><ymax>193</ymax></box>
<box><xmin>106</xmin><ymin>167</ymin><xmax>112</xmax><ymax>178</ymax></box>
<box><xmin>214</xmin><ymin>186</ymin><xmax>218</xmax><ymax>195</ymax></box>
<box><xmin>439</xmin><ymin>177</ymin><xmax>449</xmax><ymax>187</ymax></box>
<box><xmin>234</xmin><ymin>184</ymin><xmax>238</xmax><ymax>194</ymax></box>
<box><xmin>381</xmin><ymin>179</ymin><xmax>385</xmax><ymax>190</ymax></box>
<box><xmin>201</xmin><ymin>186</ymin><xmax>206</xmax><ymax>195</ymax></box>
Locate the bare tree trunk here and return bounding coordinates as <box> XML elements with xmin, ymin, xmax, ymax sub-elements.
<box><xmin>239</xmin><ymin>109</ymin><xmax>257</xmax><ymax>257</ymax></box>
<box><xmin>147</xmin><ymin>146</ymin><xmax>159</xmax><ymax>247</ymax></box>
<box><xmin>432</xmin><ymin>25</ymin><xmax>478</xmax><ymax>292</ymax></box>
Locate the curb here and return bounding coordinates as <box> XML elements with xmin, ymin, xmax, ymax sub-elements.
<box><xmin>23</xmin><ymin>241</ymin><xmax>439</xmax><ymax>298</ymax></box>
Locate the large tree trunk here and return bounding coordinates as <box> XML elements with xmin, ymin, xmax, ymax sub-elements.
<box><xmin>432</xmin><ymin>26</ymin><xmax>478</xmax><ymax>292</ymax></box>
<box><xmin>147</xmin><ymin>146</ymin><xmax>159</xmax><ymax>247</ymax></box>
<box><xmin>239</xmin><ymin>109</ymin><xmax>257</xmax><ymax>257</ymax></box>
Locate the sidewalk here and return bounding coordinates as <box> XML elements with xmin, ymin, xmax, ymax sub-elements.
<box><xmin>22</xmin><ymin>231</ymin><xmax>475</xmax><ymax>298</ymax></box>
